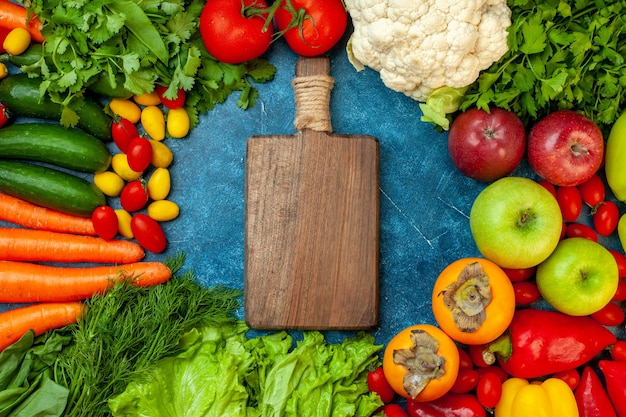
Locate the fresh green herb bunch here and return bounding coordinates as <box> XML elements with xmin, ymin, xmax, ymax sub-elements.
<box><xmin>460</xmin><ymin>0</ymin><xmax>626</xmax><ymax>134</ymax></box>
<box><xmin>23</xmin><ymin>0</ymin><xmax>276</xmax><ymax>128</ymax></box>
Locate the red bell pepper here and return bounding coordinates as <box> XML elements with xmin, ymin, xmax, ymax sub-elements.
<box><xmin>405</xmin><ymin>392</ymin><xmax>486</xmax><ymax>417</ymax></box>
<box><xmin>599</xmin><ymin>360</ymin><xmax>626</xmax><ymax>417</ymax></box>
<box><xmin>574</xmin><ymin>365</ymin><xmax>617</xmax><ymax>417</ymax></box>
<box><xmin>484</xmin><ymin>308</ymin><xmax>616</xmax><ymax>379</ymax></box>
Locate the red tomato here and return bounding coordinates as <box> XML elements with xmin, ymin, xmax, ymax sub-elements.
<box><xmin>457</xmin><ymin>347</ymin><xmax>474</xmax><ymax>371</ymax></box>
<box><xmin>501</xmin><ymin>266</ymin><xmax>536</xmax><ymax>282</ymax></box>
<box><xmin>577</xmin><ymin>173</ymin><xmax>605</xmax><ymax>207</ymax></box>
<box><xmin>131</xmin><ymin>213</ymin><xmax>167</xmax><ymax>253</ymax></box>
<box><xmin>590</xmin><ymin>302</ymin><xmax>625</xmax><ymax>327</ymax></box>
<box><xmin>155</xmin><ymin>85</ymin><xmax>186</xmax><ymax>109</ymax></box>
<box><xmin>199</xmin><ymin>0</ymin><xmax>273</xmax><ymax>64</ymax></box>
<box><xmin>0</xmin><ymin>104</ymin><xmax>10</xmax><ymax>128</ymax></box>
<box><xmin>91</xmin><ymin>205</ymin><xmax>119</xmax><ymax>240</ymax></box>
<box><xmin>566</xmin><ymin>223</ymin><xmax>598</xmax><ymax>241</ymax></box>
<box><xmin>513</xmin><ymin>281</ymin><xmax>541</xmax><ymax>305</ymax></box>
<box><xmin>475</xmin><ymin>371</ymin><xmax>502</xmax><ymax>409</ymax></box>
<box><xmin>273</xmin><ymin>0</ymin><xmax>347</xmax><ymax>56</ymax></box>
<box><xmin>126</xmin><ymin>137</ymin><xmax>153</xmax><ymax>172</ymax></box>
<box><xmin>475</xmin><ymin>365</ymin><xmax>508</xmax><ymax>383</ymax></box>
<box><xmin>120</xmin><ymin>180</ymin><xmax>149</xmax><ymax>212</ymax></box>
<box><xmin>468</xmin><ymin>344</ymin><xmax>492</xmax><ymax>368</ymax></box>
<box><xmin>111</xmin><ymin>118</ymin><xmax>139</xmax><ymax>153</ymax></box>
<box><xmin>450</xmin><ymin>368</ymin><xmax>479</xmax><ymax>394</ymax></box>
<box><xmin>613</xmin><ymin>279</ymin><xmax>626</xmax><ymax>302</ymax></box>
<box><xmin>538</xmin><ymin>179</ymin><xmax>557</xmax><ymax>198</ymax></box>
<box><xmin>610</xmin><ymin>340</ymin><xmax>626</xmax><ymax>362</ymax></box>
<box><xmin>609</xmin><ymin>249</ymin><xmax>626</xmax><ymax>279</ymax></box>
<box><xmin>382</xmin><ymin>404</ymin><xmax>408</xmax><ymax>417</ymax></box>
<box><xmin>367</xmin><ymin>367</ymin><xmax>395</xmax><ymax>403</ymax></box>
<box><xmin>593</xmin><ymin>201</ymin><xmax>619</xmax><ymax>236</ymax></box>
<box><xmin>556</xmin><ymin>186</ymin><xmax>582</xmax><ymax>222</ymax></box>
<box><xmin>552</xmin><ymin>368</ymin><xmax>580</xmax><ymax>391</ymax></box>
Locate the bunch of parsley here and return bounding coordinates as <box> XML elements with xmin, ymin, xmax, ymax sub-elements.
<box><xmin>23</xmin><ymin>0</ymin><xmax>276</xmax><ymax>128</ymax></box>
<box><xmin>459</xmin><ymin>0</ymin><xmax>626</xmax><ymax>134</ymax></box>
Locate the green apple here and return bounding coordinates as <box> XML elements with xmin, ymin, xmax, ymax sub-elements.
<box><xmin>469</xmin><ymin>176</ymin><xmax>562</xmax><ymax>269</ymax></box>
<box><xmin>536</xmin><ymin>237</ymin><xmax>618</xmax><ymax>316</ymax></box>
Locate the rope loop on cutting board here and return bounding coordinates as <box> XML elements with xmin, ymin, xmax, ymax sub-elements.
<box><xmin>292</xmin><ymin>74</ymin><xmax>334</xmax><ymax>132</ymax></box>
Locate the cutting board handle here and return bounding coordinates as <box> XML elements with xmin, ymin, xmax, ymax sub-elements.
<box><xmin>293</xmin><ymin>57</ymin><xmax>334</xmax><ymax>133</ymax></box>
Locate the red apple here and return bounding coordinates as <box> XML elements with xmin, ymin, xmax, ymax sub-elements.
<box><xmin>527</xmin><ymin>110</ymin><xmax>604</xmax><ymax>187</ymax></box>
<box><xmin>448</xmin><ymin>107</ymin><xmax>526</xmax><ymax>182</ymax></box>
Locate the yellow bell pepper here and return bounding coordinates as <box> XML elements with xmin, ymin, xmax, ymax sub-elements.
<box><xmin>495</xmin><ymin>377</ymin><xmax>579</xmax><ymax>417</ymax></box>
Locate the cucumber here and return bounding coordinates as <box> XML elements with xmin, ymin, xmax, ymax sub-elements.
<box><xmin>0</xmin><ymin>160</ymin><xmax>106</xmax><ymax>217</ymax></box>
<box><xmin>0</xmin><ymin>74</ymin><xmax>113</xmax><ymax>141</ymax></box>
<box><xmin>0</xmin><ymin>123</ymin><xmax>112</xmax><ymax>173</ymax></box>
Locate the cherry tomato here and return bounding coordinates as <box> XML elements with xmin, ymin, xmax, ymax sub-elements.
<box><xmin>199</xmin><ymin>0</ymin><xmax>273</xmax><ymax>64</ymax></box>
<box><xmin>475</xmin><ymin>365</ymin><xmax>508</xmax><ymax>383</ymax></box>
<box><xmin>609</xmin><ymin>249</ymin><xmax>626</xmax><ymax>278</ymax></box>
<box><xmin>273</xmin><ymin>0</ymin><xmax>347</xmax><ymax>56</ymax></box>
<box><xmin>538</xmin><ymin>179</ymin><xmax>557</xmax><ymax>198</ymax></box>
<box><xmin>552</xmin><ymin>368</ymin><xmax>580</xmax><ymax>391</ymax></box>
<box><xmin>367</xmin><ymin>367</ymin><xmax>395</xmax><ymax>403</ymax></box>
<box><xmin>590</xmin><ymin>302</ymin><xmax>625</xmax><ymax>327</ymax></box>
<box><xmin>450</xmin><ymin>368</ymin><xmax>479</xmax><ymax>394</ymax></box>
<box><xmin>91</xmin><ymin>205</ymin><xmax>119</xmax><ymax>240</ymax></box>
<box><xmin>556</xmin><ymin>186</ymin><xmax>582</xmax><ymax>222</ymax></box>
<box><xmin>382</xmin><ymin>404</ymin><xmax>408</xmax><ymax>417</ymax></box>
<box><xmin>610</xmin><ymin>340</ymin><xmax>626</xmax><ymax>362</ymax></box>
<box><xmin>457</xmin><ymin>346</ymin><xmax>474</xmax><ymax>371</ymax></box>
<box><xmin>155</xmin><ymin>85</ymin><xmax>186</xmax><ymax>109</ymax></box>
<box><xmin>512</xmin><ymin>280</ymin><xmax>541</xmax><ymax>305</ymax></box>
<box><xmin>130</xmin><ymin>213</ymin><xmax>167</xmax><ymax>253</ymax></box>
<box><xmin>566</xmin><ymin>223</ymin><xmax>598</xmax><ymax>241</ymax></box>
<box><xmin>475</xmin><ymin>371</ymin><xmax>502</xmax><ymax>409</ymax></box>
<box><xmin>468</xmin><ymin>344</ymin><xmax>492</xmax><ymax>368</ymax></box>
<box><xmin>111</xmin><ymin>118</ymin><xmax>139</xmax><ymax>153</ymax></box>
<box><xmin>120</xmin><ymin>180</ymin><xmax>149</xmax><ymax>212</ymax></box>
<box><xmin>577</xmin><ymin>173</ymin><xmax>605</xmax><ymax>207</ymax></box>
<box><xmin>612</xmin><ymin>279</ymin><xmax>626</xmax><ymax>302</ymax></box>
<box><xmin>126</xmin><ymin>137</ymin><xmax>154</xmax><ymax>172</ymax></box>
<box><xmin>501</xmin><ymin>266</ymin><xmax>536</xmax><ymax>282</ymax></box>
<box><xmin>0</xmin><ymin>104</ymin><xmax>10</xmax><ymax>128</ymax></box>
<box><xmin>593</xmin><ymin>201</ymin><xmax>620</xmax><ymax>236</ymax></box>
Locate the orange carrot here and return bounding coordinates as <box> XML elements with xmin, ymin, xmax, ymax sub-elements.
<box><xmin>0</xmin><ymin>193</ymin><xmax>97</xmax><ymax>236</ymax></box>
<box><xmin>0</xmin><ymin>0</ymin><xmax>44</xmax><ymax>43</ymax></box>
<box><xmin>0</xmin><ymin>227</ymin><xmax>145</xmax><ymax>264</ymax></box>
<box><xmin>0</xmin><ymin>260</ymin><xmax>172</xmax><ymax>302</ymax></box>
<box><xmin>0</xmin><ymin>301</ymin><xmax>83</xmax><ymax>352</ymax></box>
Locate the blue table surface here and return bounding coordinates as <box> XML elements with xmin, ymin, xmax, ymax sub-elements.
<box><xmin>2</xmin><ymin>31</ymin><xmax>624</xmax><ymax>346</ymax></box>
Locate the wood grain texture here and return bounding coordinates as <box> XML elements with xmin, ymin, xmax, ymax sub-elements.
<box><xmin>244</xmin><ymin>57</ymin><xmax>380</xmax><ymax>329</ymax></box>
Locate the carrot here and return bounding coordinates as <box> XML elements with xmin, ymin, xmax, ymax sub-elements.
<box><xmin>0</xmin><ymin>301</ymin><xmax>83</xmax><ymax>352</ymax></box>
<box><xmin>0</xmin><ymin>260</ymin><xmax>172</xmax><ymax>302</ymax></box>
<box><xmin>0</xmin><ymin>0</ymin><xmax>44</xmax><ymax>43</ymax></box>
<box><xmin>0</xmin><ymin>227</ymin><xmax>145</xmax><ymax>264</ymax></box>
<box><xmin>0</xmin><ymin>193</ymin><xmax>97</xmax><ymax>236</ymax></box>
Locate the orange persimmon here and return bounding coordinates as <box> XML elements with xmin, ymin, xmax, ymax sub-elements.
<box><xmin>432</xmin><ymin>257</ymin><xmax>515</xmax><ymax>345</ymax></box>
<box><xmin>382</xmin><ymin>324</ymin><xmax>460</xmax><ymax>402</ymax></box>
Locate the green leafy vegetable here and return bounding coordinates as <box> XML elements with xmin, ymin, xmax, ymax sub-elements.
<box><xmin>459</xmin><ymin>0</ymin><xmax>626</xmax><ymax>133</ymax></box>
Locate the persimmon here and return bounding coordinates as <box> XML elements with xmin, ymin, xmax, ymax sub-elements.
<box><xmin>382</xmin><ymin>324</ymin><xmax>459</xmax><ymax>402</ymax></box>
<box><xmin>431</xmin><ymin>258</ymin><xmax>515</xmax><ymax>345</ymax></box>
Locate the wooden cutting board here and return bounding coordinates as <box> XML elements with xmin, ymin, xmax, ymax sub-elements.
<box><xmin>244</xmin><ymin>56</ymin><xmax>380</xmax><ymax>330</ymax></box>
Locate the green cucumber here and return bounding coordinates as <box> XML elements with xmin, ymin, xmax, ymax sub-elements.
<box><xmin>0</xmin><ymin>74</ymin><xmax>113</xmax><ymax>141</ymax></box>
<box><xmin>0</xmin><ymin>160</ymin><xmax>106</xmax><ymax>217</ymax></box>
<box><xmin>0</xmin><ymin>123</ymin><xmax>112</xmax><ymax>173</ymax></box>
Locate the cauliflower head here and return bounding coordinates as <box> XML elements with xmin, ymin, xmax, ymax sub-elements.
<box><xmin>345</xmin><ymin>0</ymin><xmax>511</xmax><ymax>102</ymax></box>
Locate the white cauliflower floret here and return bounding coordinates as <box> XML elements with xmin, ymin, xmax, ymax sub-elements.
<box><xmin>345</xmin><ymin>0</ymin><xmax>511</xmax><ymax>102</ymax></box>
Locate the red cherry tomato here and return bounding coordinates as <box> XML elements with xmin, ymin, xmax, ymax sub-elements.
<box><xmin>590</xmin><ymin>302</ymin><xmax>625</xmax><ymax>327</ymax></box>
<box><xmin>512</xmin><ymin>280</ymin><xmax>541</xmax><ymax>305</ymax></box>
<box><xmin>273</xmin><ymin>0</ymin><xmax>348</xmax><ymax>57</ymax></box>
<box><xmin>111</xmin><ymin>118</ymin><xmax>139</xmax><ymax>153</ymax></box>
<box><xmin>609</xmin><ymin>249</ymin><xmax>626</xmax><ymax>278</ymax></box>
<box><xmin>120</xmin><ymin>180</ymin><xmax>149</xmax><ymax>212</ymax></box>
<box><xmin>538</xmin><ymin>179</ymin><xmax>557</xmax><ymax>198</ymax></box>
<box><xmin>610</xmin><ymin>340</ymin><xmax>626</xmax><ymax>362</ymax></box>
<box><xmin>501</xmin><ymin>266</ymin><xmax>536</xmax><ymax>282</ymax></box>
<box><xmin>457</xmin><ymin>346</ymin><xmax>474</xmax><ymax>371</ymax></box>
<box><xmin>552</xmin><ymin>368</ymin><xmax>580</xmax><ymax>391</ymax></box>
<box><xmin>91</xmin><ymin>205</ymin><xmax>119</xmax><ymax>240</ymax></box>
<box><xmin>155</xmin><ymin>85</ymin><xmax>186</xmax><ymax>109</ymax></box>
<box><xmin>468</xmin><ymin>344</ymin><xmax>492</xmax><ymax>368</ymax></box>
<box><xmin>199</xmin><ymin>0</ymin><xmax>273</xmax><ymax>64</ymax></box>
<box><xmin>593</xmin><ymin>201</ymin><xmax>620</xmax><ymax>236</ymax></box>
<box><xmin>566</xmin><ymin>223</ymin><xmax>598</xmax><ymax>241</ymax></box>
<box><xmin>0</xmin><ymin>104</ymin><xmax>10</xmax><ymax>128</ymax></box>
<box><xmin>475</xmin><ymin>365</ymin><xmax>508</xmax><ymax>383</ymax></box>
<box><xmin>382</xmin><ymin>404</ymin><xmax>409</xmax><ymax>417</ymax></box>
<box><xmin>475</xmin><ymin>371</ymin><xmax>502</xmax><ymax>409</ymax></box>
<box><xmin>130</xmin><ymin>213</ymin><xmax>167</xmax><ymax>253</ymax></box>
<box><xmin>367</xmin><ymin>367</ymin><xmax>395</xmax><ymax>403</ymax></box>
<box><xmin>577</xmin><ymin>173</ymin><xmax>605</xmax><ymax>207</ymax></box>
<box><xmin>612</xmin><ymin>279</ymin><xmax>626</xmax><ymax>302</ymax></box>
<box><xmin>450</xmin><ymin>368</ymin><xmax>479</xmax><ymax>394</ymax></box>
<box><xmin>126</xmin><ymin>137</ymin><xmax>154</xmax><ymax>172</ymax></box>
<box><xmin>556</xmin><ymin>186</ymin><xmax>582</xmax><ymax>222</ymax></box>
